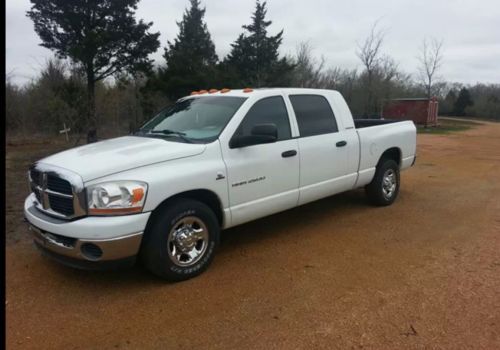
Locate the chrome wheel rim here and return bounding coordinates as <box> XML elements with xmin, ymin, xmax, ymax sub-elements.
<box><xmin>382</xmin><ymin>169</ymin><xmax>397</xmax><ymax>199</ymax></box>
<box><xmin>167</xmin><ymin>216</ymin><xmax>209</xmax><ymax>267</ymax></box>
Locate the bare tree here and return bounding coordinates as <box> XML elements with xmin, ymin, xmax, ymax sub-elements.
<box><xmin>6</xmin><ymin>78</ymin><xmax>27</xmax><ymax>135</ymax></box>
<box><xmin>320</xmin><ymin>67</ymin><xmax>343</xmax><ymax>89</ymax></box>
<box><xmin>418</xmin><ymin>37</ymin><xmax>443</xmax><ymax>98</ymax></box>
<box><xmin>6</xmin><ymin>69</ymin><xmax>16</xmax><ymax>81</ymax></box>
<box><xmin>357</xmin><ymin>20</ymin><xmax>386</xmax><ymax>114</ymax></box>
<box><xmin>380</xmin><ymin>55</ymin><xmax>399</xmax><ymax>82</ymax></box>
<box><xmin>293</xmin><ymin>42</ymin><xmax>325</xmax><ymax>88</ymax></box>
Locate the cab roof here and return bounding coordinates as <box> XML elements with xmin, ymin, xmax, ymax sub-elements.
<box><xmin>182</xmin><ymin>88</ymin><xmax>340</xmax><ymax>99</ymax></box>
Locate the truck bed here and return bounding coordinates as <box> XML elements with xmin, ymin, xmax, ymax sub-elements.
<box><xmin>353</xmin><ymin>119</ymin><xmax>417</xmax><ymax>188</ymax></box>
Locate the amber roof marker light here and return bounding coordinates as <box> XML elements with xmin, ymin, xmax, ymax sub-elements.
<box><xmin>190</xmin><ymin>91</ymin><xmax>199</xmax><ymax>95</ymax></box>
<box><xmin>198</xmin><ymin>90</ymin><xmax>208</xmax><ymax>94</ymax></box>
<box><xmin>209</xmin><ymin>89</ymin><xmax>219</xmax><ymax>94</ymax></box>
<box><xmin>220</xmin><ymin>88</ymin><xmax>231</xmax><ymax>93</ymax></box>
<box><xmin>243</xmin><ymin>87</ymin><xmax>253</xmax><ymax>93</ymax></box>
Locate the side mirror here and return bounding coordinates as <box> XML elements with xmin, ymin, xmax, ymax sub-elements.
<box><xmin>230</xmin><ymin>123</ymin><xmax>278</xmax><ymax>148</ymax></box>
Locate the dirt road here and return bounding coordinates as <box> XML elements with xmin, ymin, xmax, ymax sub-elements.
<box><xmin>6</xmin><ymin>121</ymin><xmax>500</xmax><ymax>349</ymax></box>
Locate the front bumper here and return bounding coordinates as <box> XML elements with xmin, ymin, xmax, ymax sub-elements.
<box><xmin>29</xmin><ymin>224</ymin><xmax>142</xmax><ymax>262</ymax></box>
<box><xmin>24</xmin><ymin>193</ymin><xmax>150</xmax><ymax>268</ymax></box>
<box><xmin>33</xmin><ymin>239</ymin><xmax>138</xmax><ymax>270</ymax></box>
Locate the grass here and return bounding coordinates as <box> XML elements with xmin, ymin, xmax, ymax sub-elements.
<box><xmin>417</xmin><ymin>118</ymin><xmax>480</xmax><ymax>134</ymax></box>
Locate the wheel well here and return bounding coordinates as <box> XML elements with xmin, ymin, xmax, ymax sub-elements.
<box><xmin>150</xmin><ymin>189</ymin><xmax>224</xmax><ymax>228</ymax></box>
<box><xmin>379</xmin><ymin>147</ymin><xmax>401</xmax><ymax>167</ymax></box>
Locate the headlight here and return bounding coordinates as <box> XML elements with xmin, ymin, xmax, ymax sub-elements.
<box><xmin>86</xmin><ymin>181</ymin><xmax>148</xmax><ymax>216</ymax></box>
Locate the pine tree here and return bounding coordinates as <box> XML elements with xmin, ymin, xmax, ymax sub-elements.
<box><xmin>27</xmin><ymin>0</ymin><xmax>160</xmax><ymax>142</ymax></box>
<box><xmin>223</xmin><ymin>1</ymin><xmax>294</xmax><ymax>87</ymax></box>
<box><xmin>159</xmin><ymin>0</ymin><xmax>218</xmax><ymax>99</ymax></box>
<box><xmin>442</xmin><ymin>89</ymin><xmax>457</xmax><ymax>115</ymax></box>
<box><xmin>454</xmin><ymin>88</ymin><xmax>474</xmax><ymax>116</ymax></box>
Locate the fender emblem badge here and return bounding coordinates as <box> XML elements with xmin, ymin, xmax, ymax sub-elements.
<box><xmin>216</xmin><ymin>173</ymin><xmax>225</xmax><ymax>180</ymax></box>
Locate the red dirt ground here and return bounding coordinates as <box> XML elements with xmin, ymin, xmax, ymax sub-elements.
<box><xmin>5</xmin><ymin>121</ymin><xmax>500</xmax><ymax>349</ymax></box>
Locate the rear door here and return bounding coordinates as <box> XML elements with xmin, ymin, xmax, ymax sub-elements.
<box><xmin>287</xmin><ymin>94</ymin><xmax>356</xmax><ymax>205</ymax></box>
<box><xmin>221</xmin><ymin>95</ymin><xmax>300</xmax><ymax>226</ymax></box>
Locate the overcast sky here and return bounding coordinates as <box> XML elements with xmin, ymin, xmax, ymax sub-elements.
<box><xmin>6</xmin><ymin>0</ymin><xmax>500</xmax><ymax>86</ymax></box>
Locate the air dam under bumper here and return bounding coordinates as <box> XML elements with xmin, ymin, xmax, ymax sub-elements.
<box><xmin>24</xmin><ymin>193</ymin><xmax>150</xmax><ymax>270</ymax></box>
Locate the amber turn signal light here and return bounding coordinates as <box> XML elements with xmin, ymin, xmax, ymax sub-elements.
<box><xmin>131</xmin><ymin>188</ymin><xmax>145</xmax><ymax>204</ymax></box>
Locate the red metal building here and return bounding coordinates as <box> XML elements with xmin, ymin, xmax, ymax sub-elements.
<box><xmin>382</xmin><ymin>97</ymin><xmax>438</xmax><ymax>126</ymax></box>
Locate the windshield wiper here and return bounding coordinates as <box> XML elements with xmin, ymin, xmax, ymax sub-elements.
<box><xmin>147</xmin><ymin>129</ymin><xmax>193</xmax><ymax>143</ymax></box>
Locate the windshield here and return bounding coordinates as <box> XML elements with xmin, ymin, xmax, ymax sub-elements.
<box><xmin>137</xmin><ymin>96</ymin><xmax>247</xmax><ymax>143</ymax></box>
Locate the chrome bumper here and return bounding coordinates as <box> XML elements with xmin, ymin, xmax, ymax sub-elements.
<box><xmin>29</xmin><ymin>224</ymin><xmax>143</xmax><ymax>262</ymax></box>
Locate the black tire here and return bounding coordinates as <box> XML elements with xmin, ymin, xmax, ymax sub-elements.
<box><xmin>140</xmin><ymin>198</ymin><xmax>220</xmax><ymax>281</ymax></box>
<box><xmin>365</xmin><ymin>158</ymin><xmax>400</xmax><ymax>206</ymax></box>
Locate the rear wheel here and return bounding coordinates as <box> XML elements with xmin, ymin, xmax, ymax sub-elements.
<box><xmin>141</xmin><ymin>198</ymin><xmax>220</xmax><ymax>281</ymax></box>
<box><xmin>365</xmin><ymin>159</ymin><xmax>400</xmax><ymax>206</ymax></box>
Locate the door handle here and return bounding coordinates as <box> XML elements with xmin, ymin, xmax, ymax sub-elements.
<box><xmin>336</xmin><ymin>141</ymin><xmax>347</xmax><ymax>147</ymax></box>
<box><xmin>281</xmin><ymin>150</ymin><xmax>297</xmax><ymax>158</ymax></box>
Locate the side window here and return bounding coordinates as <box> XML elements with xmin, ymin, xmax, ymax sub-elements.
<box><xmin>234</xmin><ymin>96</ymin><xmax>291</xmax><ymax>141</ymax></box>
<box><xmin>289</xmin><ymin>95</ymin><xmax>338</xmax><ymax>137</ymax></box>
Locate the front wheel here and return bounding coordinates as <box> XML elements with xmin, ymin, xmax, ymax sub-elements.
<box><xmin>141</xmin><ymin>198</ymin><xmax>220</xmax><ymax>281</ymax></box>
<box><xmin>365</xmin><ymin>159</ymin><xmax>400</xmax><ymax>206</ymax></box>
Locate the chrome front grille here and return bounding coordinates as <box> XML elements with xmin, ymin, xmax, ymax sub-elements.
<box><xmin>28</xmin><ymin>164</ymin><xmax>86</xmax><ymax>220</ymax></box>
<box><xmin>47</xmin><ymin>175</ymin><xmax>73</xmax><ymax>194</ymax></box>
<box><xmin>48</xmin><ymin>194</ymin><xmax>75</xmax><ymax>216</ymax></box>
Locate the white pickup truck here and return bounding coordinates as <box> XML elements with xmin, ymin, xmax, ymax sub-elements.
<box><xmin>24</xmin><ymin>88</ymin><xmax>416</xmax><ymax>281</ymax></box>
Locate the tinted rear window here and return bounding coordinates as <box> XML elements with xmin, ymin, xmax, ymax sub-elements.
<box><xmin>289</xmin><ymin>95</ymin><xmax>338</xmax><ymax>137</ymax></box>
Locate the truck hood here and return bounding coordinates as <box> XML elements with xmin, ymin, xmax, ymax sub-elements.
<box><xmin>39</xmin><ymin>136</ymin><xmax>206</xmax><ymax>182</ymax></box>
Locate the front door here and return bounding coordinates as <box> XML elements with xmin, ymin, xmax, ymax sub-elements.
<box><xmin>221</xmin><ymin>96</ymin><xmax>300</xmax><ymax>227</ymax></box>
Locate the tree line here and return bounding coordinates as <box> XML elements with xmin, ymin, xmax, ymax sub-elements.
<box><xmin>6</xmin><ymin>0</ymin><xmax>500</xmax><ymax>141</ymax></box>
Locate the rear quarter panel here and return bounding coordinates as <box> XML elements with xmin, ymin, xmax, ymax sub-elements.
<box><xmin>356</xmin><ymin>121</ymin><xmax>417</xmax><ymax>187</ymax></box>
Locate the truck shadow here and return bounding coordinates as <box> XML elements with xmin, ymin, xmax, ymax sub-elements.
<box><xmin>220</xmin><ymin>189</ymin><xmax>368</xmax><ymax>247</ymax></box>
